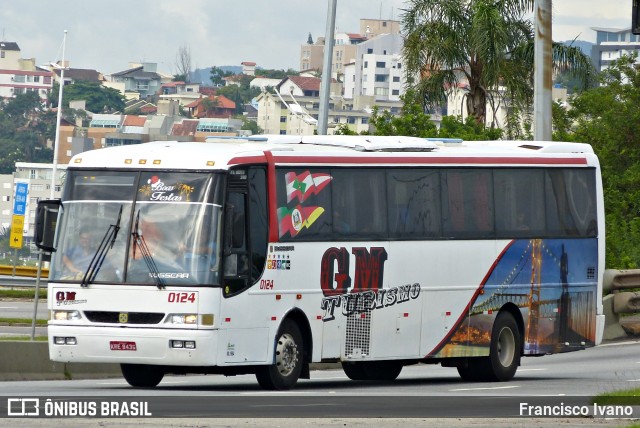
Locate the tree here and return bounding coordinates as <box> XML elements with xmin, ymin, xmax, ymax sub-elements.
<box><xmin>175</xmin><ymin>44</ymin><xmax>192</xmax><ymax>83</ymax></box>
<box><xmin>367</xmin><ymin>90</ymin><xmax>502</xmax><ymax>140</ymax></box>
<box><xmin>210</xmin><ymin>66</ymin><xmax>233</xmax><ymax>87</ymax></box>
<box><xmin>216</xmin><ymin>75</ymin><xmax>260</xmax><ymax>115</ymax></box>
<box><xmin>0</xmin><ymin>92</ymin><xmax>54</xmax><ymax>172</ymax></box>
<box><xmin>49</xmin><ymin>81</ymin><xmax>125</xmax><ymax>113</ymax></box>
<box><xmin>553</xmin><ymin>54</ymin><xmax>640</xmax><ymax>268</ymax></box>
<box><xmin>402</xmin><ymin>0</ymin><xmax>594</xmax><ymax>126</ymax></box>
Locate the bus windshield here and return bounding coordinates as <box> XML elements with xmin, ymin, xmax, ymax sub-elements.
<box><xmin>50</xmin><ymin>170</ymin><xmax>223</xmax><ymax>286</ymax></box>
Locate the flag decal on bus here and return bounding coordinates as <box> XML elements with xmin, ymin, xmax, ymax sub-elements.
<box><xmin>278</xmin><ymin>205</ymin><xmax>325</xmax><ymax>237</ymax></box>
<box><xmin>285</xmin><ymin>171</ymin><xmax>332</xmax><ymax>203</ymax></box>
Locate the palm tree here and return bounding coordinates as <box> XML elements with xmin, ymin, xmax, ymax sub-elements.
<box><xmin>402</xmin><ymin>0</ymin><xmax>594</xmax><ymax>128</ymax></box>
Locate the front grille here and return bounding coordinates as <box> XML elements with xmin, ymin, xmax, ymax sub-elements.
<box><xmin>84</xmin><ymin>311</ymin><xmax>165</xmax><ymax>324</ymax></box>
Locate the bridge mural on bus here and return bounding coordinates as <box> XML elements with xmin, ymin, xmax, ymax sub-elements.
<box><xmin>430</xmin><ymin>238</ymin><xmax>598</xmax><ymax>358</ymax></box>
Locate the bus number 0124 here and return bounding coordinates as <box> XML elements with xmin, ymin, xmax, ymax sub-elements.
<box><xmin>167</xmin><ymin>292</ymin><xmax>196</xmax><ymax>303</ymax></box>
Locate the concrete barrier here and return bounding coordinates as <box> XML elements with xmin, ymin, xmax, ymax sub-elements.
<box><xmin>603</xmin><ymin>269</ymin><xmax>640</xmax><ymax>340</ymax></box>
<box><xmin>0</xmin><ymin>341</ymin><xmax>120</xmax><ymax>381</ymax></box>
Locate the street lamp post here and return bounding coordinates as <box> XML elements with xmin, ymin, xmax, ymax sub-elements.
<box><xmin>318</xmin><ymin>0</ymin><xmax>337</xmax><ymax>135</ymax></box>
<box><xmin>533</xmin><ymin>1</ymin><xmax>552</xmax><ymax>141</ymax></box>
<box><xmin>51</xmin><ymin>29</ymin><xmax>67</xmax><ymax>199</ymax></box>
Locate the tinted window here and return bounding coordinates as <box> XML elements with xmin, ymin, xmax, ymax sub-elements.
<box><xmin>387</xmin><ymin>169</ymin><xmax>441</xmax><ymax>238</ymax></box>
<box><xmin>441</xmin><ymin>169</ymin><xmax>494</xmax><ymax>238</ymax></box>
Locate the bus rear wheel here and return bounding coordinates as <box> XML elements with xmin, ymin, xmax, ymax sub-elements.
<box><xmin>121</xmin><ymin>363</ymin><xmax>164</xmax><ymax>388</ymax></box>
<box><xmin>256</xmin><ymin>319</ymin><xmax>304</xmax><ymax>390</ymax></box>
<box><xmin>457</xmin><ymin>311</ymin><xmax>520</xmax><ymax>382</ymax></box>
<box><xmin>342</xmin><ymin>361</ymin><xmax>403</xmax><ymax>381</ymax></box>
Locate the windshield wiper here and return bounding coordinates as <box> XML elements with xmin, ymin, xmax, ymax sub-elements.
<box><xmin>131</xmin><ymin>210</ymin><xmax>165</xmax><ymax>289</ymax></box>
<box><xmin>81</xmin><ymin>205</ymin><xmax>123</xmax><ymax>287</ymax></box>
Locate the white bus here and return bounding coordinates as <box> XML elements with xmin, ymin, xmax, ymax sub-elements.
<box><xmin>36</xmin><ymin>135</ymin><xmax>605</xmax><ymax>390</ymax></box>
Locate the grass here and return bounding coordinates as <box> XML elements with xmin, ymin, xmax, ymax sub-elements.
<box><xmin>0</xmin><ymin>335</ymin><xmax>48</xmax><ymax>341</ymax></box>
<box><xmin>591</xmin><ymin>388</ymin><xmax>640</xmax><ymax>406</ymax></box>
<box><xmin>0</xmin><ymin>317</ymin><xmax>48</xmax><ymax>325</ymax></box>
<box><xmin>0</xmin><ymin>288</ymin><xmax>47</xmax><ymax>299</ymax></box>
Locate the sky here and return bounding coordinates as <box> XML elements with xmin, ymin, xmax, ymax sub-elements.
<box><xmin>0</xmin><ymin>0</ymin><xmax>634</xmax><ymax>76</ymax></box>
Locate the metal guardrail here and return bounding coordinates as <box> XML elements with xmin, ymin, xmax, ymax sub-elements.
<box><xmin>0</xmin><ymin>265</ymin><xmax>49</xmax><ymax>278</ymax></box>
<box><xmin>0</xmin><ymin>275</ymin><xmax>40</xmax><ymax>288</ymax></box>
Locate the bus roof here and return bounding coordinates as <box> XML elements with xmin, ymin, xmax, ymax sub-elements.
<box><xmin>68</xmin><ymin>136</ymin><xmax>598</xmax><ymax>170</ymax></box>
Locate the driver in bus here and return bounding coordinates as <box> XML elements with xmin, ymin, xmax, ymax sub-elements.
<box><xmin>62</xmin><ymin>229</ymin><xmax>94</xmax><ymax>277</ymax></box>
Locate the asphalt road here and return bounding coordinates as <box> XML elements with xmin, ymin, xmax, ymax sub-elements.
<box><xmin>0</xmin><ymin>339</ymin><xmax>639</xmax><ymax>424</ymax></box>
<box><xmin>0</xmin><ymin>299</ymin><xmax>48</xmax><ymax>320</ymax></box>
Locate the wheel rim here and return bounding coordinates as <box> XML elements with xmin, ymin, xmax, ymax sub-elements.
<box><xmin>275</xmin><ymin>332</ymin><xmax>299</xmax><ymax>377</ymax></box>
<box><xmin>497</xmin><ymin>326</ymin><xmax>515</xmax><ymax>367</ymax></box>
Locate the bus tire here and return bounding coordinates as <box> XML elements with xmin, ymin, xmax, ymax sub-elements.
<box><xmin>120</xmin><ymin>364</ymin><xmax>164</xmax><ymax>388</ymax></box>
<box><xmin>256</xmin><ymin>319</ymin><xmax>303</xmax><ymax>390</ymax></box>
<box><xmin>457</xmin><ymin>311</ymin><xmax>520</xmax><ymax>382</ymax></box>
<box><xmin>342</xmin><ymin>361</ymin><xmax>403</xmax><ymax>381</ymax></box>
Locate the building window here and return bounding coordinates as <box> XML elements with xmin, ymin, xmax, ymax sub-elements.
<box><xmin>29</xmin><ymin>169</ymin><xmax>36</xmax><ymax>179</ymax></box>
<box><xmin>361</xmin><ymin>117</ymin><xmax>369</xmax><ymax>125</ymax></box>
<box><xmin>392</xmin><ymin>89</ymin><xmax>400</xmax><ymax>95</ymax></box>
<box><xmin>280</xmin><ymin>116</ymin><xmax>287</xmax><ymax>123</ymax></box>
<box><xmin>383</xmin><ymin>21</ymin><xmax>387</xmax><ymax>27</ymax></box>
<box><xmin>31</xmin><ymin>184</ymin><xmax>44</xmax><ymax>191</ymax></box>
<box><xmin>2</xmin><ymin>196</ymin><xmax>9</xmax><ymax>202</ymax></box>
<box><xmin>364</xmin><ymin>61</ymin><xmax>368</xmax><ymax>68</ymax></box>
<box><xmin>375</xmin><ymin>74</ymin><xmax>388</xmax><ymax>82</ymax></box>
<box><xmin>279</xmin><ymin>130</ymin><xmax>287</xmax><ymax>135</ymax></box>
<box><xmin>347</xmin><ymin>117</ymin><xmax>356</xmax><ymax>124</ymax></box>
<box><xmin>367</xmin><ymin>48</ymin><xmax>373</xmax><ymax>54</ymax></box>
<box><xmin>0</xmin><ymin>51</ymin><xmax>4</xmax><ymax>58</ymax></box>
<box><xmin>393</xmin><ymin>76</ymin><xmax>401</xmax><ymax>82</ymax></box>
<box><xmin>376</xmin><ymin>61</ymin><xmax>386</xmax><ymax>68</ymax></box>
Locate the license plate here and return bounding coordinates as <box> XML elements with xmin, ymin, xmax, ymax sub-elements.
<box><xmin>109</xmin><ymin>341</ymin><xmax>137</xmax><ymax>351</ymax></box>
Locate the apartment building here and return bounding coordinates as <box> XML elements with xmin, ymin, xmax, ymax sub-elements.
<box><xmin>299</xmin><ymin>18</ymin><xmax>400</xmax><ymax>78</ymax></box>
<box><xmin>0</xmin><ymin>41</ymin><xmax>53</xmax><ymax>101</ymax></box>
<box><xmin>591</xmin><ymin>27</ymin><xmax>640</xmax><ymax>72</ymax></box>
<box><xmin>343</xmin><ymin>33</ymin><xmax>405</xmax><ymax>102</ymax></box>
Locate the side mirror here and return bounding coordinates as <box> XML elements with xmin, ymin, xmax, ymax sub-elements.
<box><xmin>35</xmin><ymin>199</ymin><xmax>61</xmax><ymax>252</ymax></box>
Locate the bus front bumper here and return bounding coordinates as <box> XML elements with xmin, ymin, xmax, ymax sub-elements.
<box><xmin>48</xmin><ymin>325</ymin><xmax>219</xmax><ymax>366</ymax></box>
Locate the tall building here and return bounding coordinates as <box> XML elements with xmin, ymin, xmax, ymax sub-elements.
<box><xmin>299</xmin><ymin>18</ymin><xmax>400</xmax><ymax>78</ymax></box>
<box><xmin>343</xmin><ymin>33</ymin><xmax>405</xmax><ymax>102</ymax></box>
<box><xmin>591</xmin><ymin>27</ymin><xmax>640</xmax><ymax>72</ymax></box>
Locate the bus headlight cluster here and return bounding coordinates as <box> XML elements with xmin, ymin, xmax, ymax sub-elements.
<box><xmin>169</xmin><ymin>314</ymin><xmax>197</xmax><ymax>325</ymax></box>
<box><xmin>170</xmin><ymin>340</ymin><xmax>196</xmax><ymax>349</ymax></box>
<box><xmin>53</xmin><ymin>310</ymin><xmax>82</xmax><ymax>321</ymax></box>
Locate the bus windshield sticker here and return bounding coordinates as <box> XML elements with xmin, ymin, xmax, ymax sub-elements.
<box><xmin>277</xmin><ymin>205</ymin><xmax>325</xmax><ymax>238</ymax></box>
<box><xmin>138</xmin><ymin>175</ymin><xmax>195</xmax><ymax>202</ymax></box>
<box><xmin>285</xmin><ymin>171</ymin><xmax>332</xmax><ymax>203</ymax></box>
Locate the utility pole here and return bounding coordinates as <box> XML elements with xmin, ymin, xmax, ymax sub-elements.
<box><xmin>533</xmin><ymin>0</ymin><xmax>552</xmax><ymax>141</ymax></box>
<box><xmin>318</xmin><ymin>0</ymin><xmax>337</xmax><ymax>135</ymax></box>
<box><xmin>51</xmin><ymin>30</ymin><xmax>67</xmax><ymax>198</ymax></box>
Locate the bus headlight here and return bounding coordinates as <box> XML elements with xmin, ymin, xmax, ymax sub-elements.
<box><xmin>170</xmin><ymin>314</ymin><xmax>198</xmax><ymax>325</ymax></box>
<box><xmin>53</xmin><ymin>310</ymin><xmax>82</xmax><ymax>321</ymax></box>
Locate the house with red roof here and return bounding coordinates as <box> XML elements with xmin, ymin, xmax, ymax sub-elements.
<box><xmin>186</xmin><ymin>94</ymin><xmax>236</xmax><ymax>119</ymax></box>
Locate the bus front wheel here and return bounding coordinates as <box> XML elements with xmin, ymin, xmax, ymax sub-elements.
<box><xmin>256</xmin><ymin>319</ymin><xmax>304</xmax><ymax>390</ymax></box>
<box><xmin>121</xmin><ymin>363</ymin><xmax>164</xmax><ymax>388</ymax></box>
<box><xmin>457</xmin><ymin>311</ymin><xmax>520</xmax><ymax>382</ymax></box>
